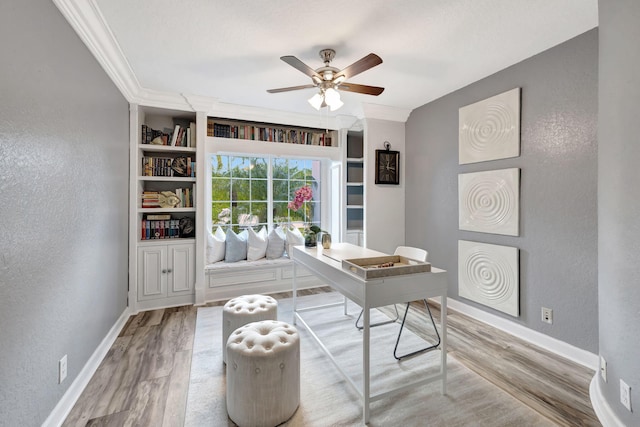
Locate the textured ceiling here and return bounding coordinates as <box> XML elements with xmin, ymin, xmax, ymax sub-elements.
<box><xmin>93</xmin><ymin>0</ymin><xmax>598</xmax><ymax>119</ymax></box>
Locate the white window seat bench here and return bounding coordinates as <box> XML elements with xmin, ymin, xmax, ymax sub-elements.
<box><xmin>204</xmin><ymin>257</ymin><xmax>322</xmax><ymax>302</ymax></box>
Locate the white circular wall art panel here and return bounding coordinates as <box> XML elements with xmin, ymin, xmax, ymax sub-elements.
<box><xmin>459</xmin><ymin>87</ymin><xmax>520</xmax><ymax>165</ymax></box>
<box><xmin>458</xmin><ymin>240</ymin><xmax>519</xmax><ymax>317</ymax></box>
<box><xmin>459</xmin><ymin>168</ymin><xmax>520</xmax><ymax>236</ymax></box>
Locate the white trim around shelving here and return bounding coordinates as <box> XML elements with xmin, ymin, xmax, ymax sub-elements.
<box><xmin>43</xmin><ymin>308</ymin><xmax>131</xmax><ymax>427</ymax></box>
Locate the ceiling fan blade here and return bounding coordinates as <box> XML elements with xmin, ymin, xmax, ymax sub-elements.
<box><xmin>280</xmin><ymin>55</ymin><xmax>322</xmax><ymax>80</ymax></box>
<box><xmin>267</xmin><ymin>84</ymin><xmax>316</xmax><ymax>93</ymax></box>
<box><xmin>338</xmin><ymin>83</ymin><xmax>385</xmax><ymax>96</ymax></box>
<box><xmin>334</xmin><ymin>53</ymin><xmax>382</xmax><ymax>80</ymax></box>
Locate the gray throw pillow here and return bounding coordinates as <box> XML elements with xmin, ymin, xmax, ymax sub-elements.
<box><xmin>225</xmin><ymin>229</ymin><xmax>247</xmax><ymax>262</ymax></box>
<box><xmin>265</xmin><ymin>227</ymin><xmax>286</xmax><ymax>259</ymax></box>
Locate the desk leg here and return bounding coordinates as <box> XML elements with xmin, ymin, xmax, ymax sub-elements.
<box><xmin>363</xmin><ymin>304</ymin><xmax>370</xmax><ymax>424</ymax></box>
<box><xmin>292</xmin><ymin>262</ymin><xmax>298</xmax><ymax>325</ymax></box>
<box><xmin>441</xmin><ymin>294</ymin><xmax>447</xmax><ymax>395</ymax></box>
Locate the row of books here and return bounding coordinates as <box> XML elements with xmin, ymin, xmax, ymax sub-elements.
<box><xmin>141</xmin><ymin>216</ymin><xmax>183</xmax><ymax>240</ymax></box>
<box><xmin>141</xmin><ymin>123</ymin><xmax>196</xmax><ymax>147</ymax></box>
<box><xmin>207</xmin><ymin>120</ymin><xmax>334</xmax><ymax>147</ymax></box>
<box><xmin>141</xmin><ymin>188</ymin><xmax>194</xmax><ymax>208</ymax></box>
<box><xmin>142</xmin><ymin>156</ymin><xmax>195</xmax><ymax>177</ymax></box>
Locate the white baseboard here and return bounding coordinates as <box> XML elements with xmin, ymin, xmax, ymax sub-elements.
<box><xmin>442</xmin><ymin>297</ymin><xmax>599</xmax><ymax>370</ymax></box>
<box><xmin>43</xmin><ymin>307</ymin><xmax>131</xmax><ymax>427</ymax></box>
<box><xmin>590</xmin><ymin>374</ymin><xmax>626</xmax><ymax>427</ymax></box>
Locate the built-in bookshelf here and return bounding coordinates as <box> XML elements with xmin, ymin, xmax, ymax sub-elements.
<box><xmin>346</xmin><ymin>130</ymin><xmax>365</xmax><ymax>246</ymax></box>
<box><xmin>129</xmin><ymin>105</ymin><xmax>199</xmax><ymax>311</ymax></box>
<box><xmin>137</xmin><ymin>144</ymin><xmax>197</xmax><ymax>242</ymax></box>
<box><xmin>207</xmin><ymin>117</ymin><xmax>337</xmax><ymax>147</ymax></box>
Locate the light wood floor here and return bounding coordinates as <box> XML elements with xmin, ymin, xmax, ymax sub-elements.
<box><xmin>62</xmin><ymin>287</ymin><xmax>600</xmax><ymax>426</ymax></box>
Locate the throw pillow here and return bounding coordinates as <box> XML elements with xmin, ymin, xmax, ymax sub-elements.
<box><xmin>225</xmin><ymin>229</ymin><xmax>248</xmax><ymax>263</ymax></box>
<box><xmin>206</xmin><ymin>227</ymin><xmax>226</xmax><ymax>264</ymax></box>
<box><xmin>265</xmin><ymin>227</ymin><xmax>286</xmax><ymax>259</ymax></box>
<box><xmin>247</xmin><ymin>226</ymin><xmax>268</xmax><ymax>261</ymax></box>
<box><xmin>285</xmin><ymin>226</ymin><xmax>305</xmax><ymax>257</ymax></box>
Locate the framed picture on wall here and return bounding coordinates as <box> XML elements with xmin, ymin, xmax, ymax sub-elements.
<box><xmin>375</xmin><ymin>149</ymin><xmax>400</xmax><ymax>185</ymax></box>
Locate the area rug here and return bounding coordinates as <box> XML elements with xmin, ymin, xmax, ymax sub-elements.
<box><xmin>185</xmin><ymin>292</ymin><xmax>553</xmax><ymax>426</ymax></box>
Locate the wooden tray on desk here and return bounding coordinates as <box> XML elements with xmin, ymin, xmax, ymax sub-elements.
<box><xmin>342</xmin><ymin>255</ymin><xmax>431</xmax><ymax>279</ymax></box>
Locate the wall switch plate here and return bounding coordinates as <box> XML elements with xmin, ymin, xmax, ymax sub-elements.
<box><xmin>600</xmin><ymin>356</ymin><xmax>607</xmax><ymax>382</ymax></box>
<box><xmin>620</xmin><ymin>379</ymin><xmax>632</xmax><ymax>412</ymax></box>
<box><xmin>541</xmin><ymin>307</ymin><xmax>553</xmax><ymax>324</ymax></box>
<box><xmin>59</xmin><ymin>355</ymin><xmax>67</xmax><ymax>384</ymax></box>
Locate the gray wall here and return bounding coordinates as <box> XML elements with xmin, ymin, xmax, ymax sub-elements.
<box><xmin>405</xmin><ymin>30</ymin><xmax>598</xmax><ymax>353</ymax></box>
<box><xmin>598</xmin><ymin>1</ymin><xmax>640</xmax><ymax>424</ymax></box>
<box><xmin>0</xmin><ymin>1</ymin><xmax>129</xmax><ymax>425</ymax></box>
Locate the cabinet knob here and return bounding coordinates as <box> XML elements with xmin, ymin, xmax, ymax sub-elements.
<box><xmin>162</xmin><ymin>269</ymin><xmax>167</xmax><ymax>274</ymax></box>
<box><xmin>167</xmin><ymin>269</ymin><xmax>173</xmax><ymax>273</ymax></box>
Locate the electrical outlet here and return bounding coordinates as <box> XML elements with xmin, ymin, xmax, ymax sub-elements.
<box><xmin>59</xmin><ymin>355</ymin><xmax>67</xmax><ymax>384</ymax></box>
<box><xmin>541</xmin><ymin>307</ymin><xmax>553</xmax><ymax>324</ymax></box>
<box><xmin>600</xmin><ymin>356</ymin><xmax>607</xmax><ymax>382</ymax></box>
<box><xmin>620</xmin><ymin>379</ymin><xmax>632</xmax><ymax>411</ymax></box>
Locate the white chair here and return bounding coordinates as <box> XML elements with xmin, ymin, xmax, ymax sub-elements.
<box><xmin>355</xmin><ymin>246</ymin><xmax>441</xmax><ymax>360</ymax></box>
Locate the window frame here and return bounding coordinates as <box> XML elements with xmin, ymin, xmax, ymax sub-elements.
<box><xmin>206</xmin><ymin>153</ymin><xmax>327</xmax><ymax>232</ymax></box>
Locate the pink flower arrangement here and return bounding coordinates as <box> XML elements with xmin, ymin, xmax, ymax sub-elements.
<box><xmin>288</xmin><ymin>185</ymin><xmax>312</xmax><ymax>211</ymax></box>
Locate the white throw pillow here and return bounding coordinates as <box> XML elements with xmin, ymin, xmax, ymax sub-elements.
<box><xmin>206</xmin><ymin>227</ymin><xmax>226</xmax><ymax>264</ymax></box>
<box><xmin>265</xmin><ymin>227</ymin><xmax>286</xmax><ymax>259</ymax></box>
<box><xmin>247</xmin><ymin>226</ymin><xmax>268</xmax><ymax>261</ymax></box>
<box><xmin>285</xmin><ymin>226</ymin><xmax>305</xmax><ymax>257</ymax></box>
<box><xmin>225</xmin><ymin>229</ymin><xmax>248</xmax><ymax>263</ymax></box>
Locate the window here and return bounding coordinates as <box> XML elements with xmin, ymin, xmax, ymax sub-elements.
<box><xmin>210</xmin><ymin>155</ymin><xmax>321</xmax><ymax>231</ymax></box>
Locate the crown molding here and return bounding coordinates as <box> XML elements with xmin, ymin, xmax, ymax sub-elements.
<box><xmin>53</xmin><ymin>0</ymin><xmax>141</xmax><ymax>102</ymax></box>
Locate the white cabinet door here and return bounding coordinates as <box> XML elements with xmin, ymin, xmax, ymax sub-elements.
<box><xmin>168</xmin><ymin>243</ymin><xmax>195</xmax><ymax>296</ymax></box>
<box><xmin>137</xmin><ymin>245</ymin><xmax>168</xmax><ymax>301</ymax></box>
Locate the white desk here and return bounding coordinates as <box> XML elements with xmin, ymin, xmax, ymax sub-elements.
<box><xmin>291</xmin><ymin>243</ymin><xmax>448</xmax><ymax>424</ymax></box>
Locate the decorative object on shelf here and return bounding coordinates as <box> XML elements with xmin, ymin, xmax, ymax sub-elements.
<box><xmin>458</xmin><ymin>168</ymin><xmax>520</xmax><ymax>236</ymax></box>
<box><xmin>171</xmin><ymin>156</ymin><xmax>188</xmax><ymax>177</ymax></box>
<box><xmin>321</xmin><ymin>232</ymin><xmax>332</xmax><ymax>249</ymax></box>
<box><xmin>179</xmin><ymin>217</ymin><xmax>195</xmax><ymax>238</ymax></box>
<box><xmin>459</xmin><ymin>87</ymin><xmax>521</xmax><ymax>165</ymax></box>
<box><xmin>267</xmin><ymin>49</ymin><xmax>384</xmax><ymax>112</ymax></box>
<box><xmin>458</xmin><ymin>240</ymin><xmax>519</xmax><ymax>317</ymax></box>
<box><xmin>375</xmin><ymin>141</ymin><xmax>400</xmax><ymax>185</ymax></box>
<box><xmin>158</xmin><ymin>191</ymin><xmax>181</xmax><ymax>208</ymax></box>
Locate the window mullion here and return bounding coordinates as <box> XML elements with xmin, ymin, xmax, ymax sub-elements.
<box><xmin>267</xmin><ymin>156</ymin><xmax>273</xmax><ymax>230</ymax></box>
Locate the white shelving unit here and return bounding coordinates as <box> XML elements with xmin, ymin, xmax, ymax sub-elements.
<box><xmin>345</xmin><ymin>131</ymin><xmax>365</xmax><ymax>246</ymax></box>
<box><xmin>129</xmin><ymin>105</ymin><xmax>198</xmax><ymax>311</ymax></box>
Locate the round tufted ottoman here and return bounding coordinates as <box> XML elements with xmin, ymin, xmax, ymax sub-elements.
<box><xmin>222</xmin><ymin>294</ymin><xmax>278</xmax><ymax>364</ymax></box>
<box><xmin>226</xmin><ymin>320</ymin><xmax>300</xmax><ymax>427</ymax></box>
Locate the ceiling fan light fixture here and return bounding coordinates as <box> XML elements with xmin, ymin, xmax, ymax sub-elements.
<box><xmin>324</xmin><ymin>87</ymin><xmax>342</xmax><ymax>111</ymax></box>
<box><xmin>308</xmin><ymin>92</ymin><xmax>323</xmax><ymax>110</ymax></box>
<box><xmin>329</xmin><ymin>97</ymin><xmax>344</xmax><ymax>111</ymax></box>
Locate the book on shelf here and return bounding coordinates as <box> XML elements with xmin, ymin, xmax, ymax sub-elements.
<box><xmin>189</xmin><ymin>122</ymin><xmax>196</xmax><ymax>147</ymax></box>
<box><xmin>140</xmin><ymin>186</ymin><xmax>194</xmax><ymax>208</ymax></box>
<box><xmin>141</xmin><ymin>125</ymin><xmax>170</xmax><ymax>145</ymax></box>
<box><xmin>141</xmin><ymin>216</ymin><xmax>182</xmax><ymax>240</ymax></box>
<box><xmin>170</xmin><ymin>124</ymin><xmax>181</xmax><ymax>146</ymax></box>
<box><xmin>206</xmin><ymin>118</ymin><xmax>335</xmax><ymax>147</ymax></box>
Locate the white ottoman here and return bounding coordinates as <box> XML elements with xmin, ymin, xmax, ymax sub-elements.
<box><xmin>226</xmin><ymin>320</ymin><xmax>300</xmax><ymax>427</ymax></box>
<box><xmin>222</xmin><ymin>294</ymin><xmax>278</xmax><ymax>364</ymax></box>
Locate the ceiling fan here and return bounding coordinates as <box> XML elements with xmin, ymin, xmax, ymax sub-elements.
<box><xmin>267</xmin><ymin>49</ymin><xmax>384</xmax><ymax>111</ymax></box>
